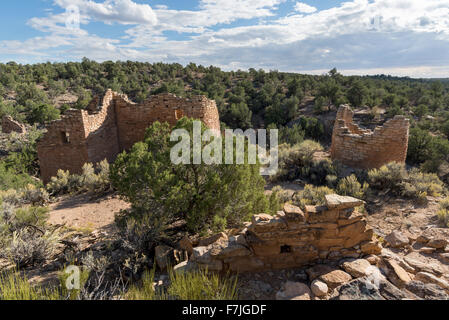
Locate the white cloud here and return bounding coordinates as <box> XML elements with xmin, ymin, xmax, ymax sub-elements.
<box><xmin>1</xmin><ymin>0</ymin><xmax>449</xmax><ymax>78</ymax></box>
<box><xmin>294</xmin><ymin>2</ymin><xmax>317</xmax><ymax>14</ymax></box>
<box><xmin>54</xmin><ymin>0</ymin><xmax>158</xmax><ymax>25</ymax></box>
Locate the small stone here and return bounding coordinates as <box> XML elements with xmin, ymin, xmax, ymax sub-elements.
<box><xmin>341</xmin><ymin>259</ymin><xmax>372</xmax><ymax>278</ymax></box>
<box><xmin>310</xmin><ymin>280</ymin><xmax>328</xmax><ymax>297</ymax></box>
<box><xmin>320</xmin><ymin>270</ymin><xmax>352</xmax><ymax>289</ymax></box>
<box><xmin>385</xmin><ymin>230</ymin><xmax>410</xmax><ymax>248</ymax></box>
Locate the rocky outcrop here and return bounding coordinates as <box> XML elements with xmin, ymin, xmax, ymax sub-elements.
<box><xmin>190</xmin><ymin>194</ymin><xmax>381</xmax><ymax>273</ymax></box>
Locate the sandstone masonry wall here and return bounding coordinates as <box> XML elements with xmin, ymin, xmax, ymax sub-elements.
<box><xmin>330</xmin><ymin>105</ymin><xmax>410</xmax><ymax>169</ymax></box>
<box><xmin>190</xmin><ymin>195</ymin><xmax>382</xmax><ymax>273</ymax></box>
<box><xmin>1</xmin><ymin>115</ymin><xmax>26</xmax><ymax>134</ymax></box>
<box><xmin>37</xmin><ymin>90</ymin><xmax>220</xmax><ymax>183</ymax></box>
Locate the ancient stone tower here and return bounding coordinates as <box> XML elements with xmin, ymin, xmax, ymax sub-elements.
<box><xmin>37</xmin><ymin>90</ymin><xmax>220</xmax><ymax>183</ymax></box>
<box><xmin>330</xmin><ymin>105</ymin><xmax>410</xmax><ymax>169</ymax></box>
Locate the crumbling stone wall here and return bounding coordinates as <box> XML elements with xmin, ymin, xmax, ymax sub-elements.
<box><xmin>1</xmin><ymin>115</ymin><xmax>26</xmax><ymax>134</ymax></box>
<box><xmin>190</xmin><ymin>195</ymin><xmax>382</xmax><ymax>273</ymax></box>
<box><xmin>330</xmin><ymin>105</ymin><xmax>410</xmax><ymax>169</ymax></box>
<box><xmin>37</xmin><ymin>90</ymin><xmax>220</xmax><ymax>183</ymax></box>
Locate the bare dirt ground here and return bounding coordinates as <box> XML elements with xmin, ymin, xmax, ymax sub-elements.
<box><xmin>48</xmin><ymin>193</ymin><xmax>130</xmax><ymax>234</ymax></box>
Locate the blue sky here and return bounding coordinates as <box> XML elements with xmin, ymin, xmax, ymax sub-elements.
<box><xmin>0</xmin><ymin>0</ymin><xmax>449</xmax><ymax>78</ymax></box>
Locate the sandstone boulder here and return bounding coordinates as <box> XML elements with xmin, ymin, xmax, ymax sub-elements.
<box><xmin>283</xmin><ymin>203</ymin><xmax>307</xmax><ymax>222</ymax></box>
<box><xmin>191</xmin><ymin>246</ymin><xmax>223</xmax><ymax>271</ymax></box>
<box><xmin>406</xmin><ymin>281</ymin><xmax>449</xmax><ymax>300</ymax></box>
<box><xmin>306</xmin><ymin>264</ymin><xmax>336</xmax><ymax>281</ymax></box>
<box><xmin>415</xmin><ymin>272</ymin><xmax>449</xmax><ymax>291</ymax></box>
<box><xmin>155</xmin><ymin>245</ymin><xmax>174</xmax><ymax>270</ymax></box>
<box><xmin>178</xmin><ymin>236</ymin><xmax>194</xmax><ymax>256</ymax></box>
<box><xmin>360</xmin><ymin>240</ymin><xmax>382</xmax><ymax>255</ymax></box>
<box><xmin>319</xmin><ymin>270</ymin><xmax>352</xmax><ymax>289</ymax></box>
<box><xmin>341</xmin><ymin>259</ymin><xmax>372</xmax><ymax>278</ymax></box>
<box><xmin>325</xmin><ymin>194</ymin><xmax>365</xmax><ymax>210</ymax></box>
<box><xmin>276</xmin><ymin>281</ymin><xmax>311</xmax><ymax>300</ymax></box>
<box><xmin>385</xmin><ymin>230</ymin><xmax>409</xmax><ymax>248</ymax></box>
<box><xmin>385</xmin><ymin>259</ymin><xmax>412</xmax><ymax>288</ymax></box>
<box><xmin>428</xmin><ymin>238</ymin><xmax>448</xmax><ymax>249</ymax></box>
<box><xmin>198</xmin><ymin>232</ymin><xmax>228</xmax><ymax>247</ymax></box>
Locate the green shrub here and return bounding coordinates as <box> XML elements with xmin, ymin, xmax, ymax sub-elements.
<box><xmin>46</xmin><ymin>160</ymin><xmax>111</xmax><ymax>196</ymax></box>
<box><xmin>368</xmin><ymin>162</ymin><xmax>444</xmax><ymax>203</ymax></box>
<box><xmin>368</xmin><ymin>162</ymin><xmax>407</xmax><ymax>192</ymax></box>
<box><xmin>437</xmin><ymin>197</ymin><xmax>449</xmax><ymax>227</ymax></box>
<box><xmin>111</xmin><ymin>118</ymin><xmax>273</xmax><ymax>235</ymax></box>
<box><xmin>337</xmin><ymin>175</ymin><xmax>369</xmax><ymax>199</ymax></box>
<box><xmin>293</xmin><ymin>185</ymin><xmax>334</xmax><ymax>209</ymax></box>
<box><xmin>271</xmin><ymin>140</ymin><xmax>328</xmax><ymax>183</ymax></box>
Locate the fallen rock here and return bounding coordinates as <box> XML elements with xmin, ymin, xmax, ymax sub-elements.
<box><xmin>428</xmin><ymin>239</ymin><xmax>448</xmax><ymax>250</ymax></box>
<box><xmin>360</xmin><ymin>240</ymin><xmax>382</xmax><ymax>255</ymax></box>
<box><xmin>440</xmin><ymin>253</ymin><xmax>449</xmax><ymax>263</ymax></box>
<box><xmin>420</xmin><ymin>247</ymin><xmax>436</xmax><ymax>254</ymax></box>
<box><xmin>276</xmin><ymin>281</ymin><xmax>311</xmax><ymax>300</ymax></box>
<box><xmin>385</xmin><ymin>230</ymin><xmax>409</xmax><ymax>248</ymax></box>
<box><xmin>310</xmin><ymin>280</ymin><xmax>328</xmax><ymax>297</ymax></box>
<box><xmin>173</xmin><ymin>261</ymin><xmax>197</xmax><ymax>273</ymax></box>
<box><xmin>365</xmin><ymin>255</ymin><xmax>381</xmax><ymax>266</ymax></box>
<box><xmin>320</xmin><ymin>270</ymin><xmax>352</xmax><ymax>289</ymax></box>
<box><xmin>178</xmin><ymin>236</ymin><xmax>194</xmax><ymax>256</ymax></box>
<box><xmin>415</xmin><ymin>272</ymin><xmax>449</xmax><ymax>291</ymax></box>
<box><xmin>325</xmin><ymin>194</ymin><xmax>365</xmax><ymax>210</ymax></box>
<box><xmin>191</xmin><ymin>246</ymin><xmax>223</xmax><ymax>271</ymax></box>
<box><xmin>283</xmin><ymin>203</ymin><xmax>307</xmax><ymax>222</ymax></box>
<box><xmin>404</xmin><ymin>256</ymin><xmax>444</xmax><ymax>276</ymax></box>
<box><xmin>330</xmin><ymin>278</ymin><xmax>385</xmax><ymax>300</ymax></box>
<box><xmin>306</xmin><ymin>264</ymin><xmax>336</xmax><ymax>281</ymax></box>
<box><xmin>416</xmin><ymin>235</ymin><xmax>431</xmax><ymax>244</ymax></box>
<box><xmin>406</xmin><ymin>281</ymin><xmax>449</xmax><ymax>300</ymax></box>
<box><xmin>155</xmin><ymin>245</ymin><xmax>174</xmax><ymax>270</ymax></box>
<box><xmin>341</xmin><ymin>259</ymin><xmax>372</xmax><ymax>278</ymax></box>
<box><xmin>385</xmin><ymin>259</ymin><xmax>412</xmax><ymax>287</ymax></box>
<box><xmin>198</xmin><ymin>232</ymin><xmax>228</xmax><ymax>247</ymax></box>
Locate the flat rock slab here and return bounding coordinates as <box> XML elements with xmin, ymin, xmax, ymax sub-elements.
<box><xmin>325</xmin><ymin>194</ymin><xmax>365</xmax><ymax>210</ymax></box>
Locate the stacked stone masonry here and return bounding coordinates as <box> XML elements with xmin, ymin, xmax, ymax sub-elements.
<box><xmin>190</xmin><ymin>194</ymin><xmax>382</xmax><ymax>273</ymax></box>
<box><xmin>37</xmin><ymin>89</ymin><xmax>220</xmax><ymax>183</ymax></box>
<box><xmin>1</xmin><ymin>115</ymin><xmax>26</xmax><ymax>134</ymax></box>
<box><xmin>330</xmin><ymin>105</ymin><xmax>410</xmax><ymax>169</ymax></box>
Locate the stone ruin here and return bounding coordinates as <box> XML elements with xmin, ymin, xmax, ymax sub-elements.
<box><xmin>187</xmin><ymin>194</ymin><xmax>382</xmax><ymax>273</ymax></box>
<box><xmin>1</xmin><ymin>115</ymin><xmax>26</xmax><ymax>134</ymax></box>
<box><xmin>330</xmin><ymin>105</ymin><xmax>410</xmax><ymax>169</ymax></box>
<box><xmin>37</xmin><ymin>89</ymin><xmax>220</xmax><ymax>183</ymax></box>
